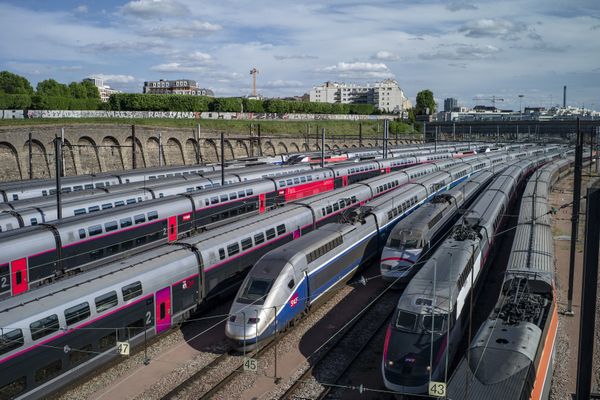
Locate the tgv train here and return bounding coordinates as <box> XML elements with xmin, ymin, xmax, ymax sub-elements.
<box><xmin>224</xmin><ymin>161</ymin><xmax>501</xmax><ymax>349</ymax></box>
<box><xmin>0</xmin><ymin>153</ymin><xmax>475</xmax><ymax>299</ymax></box>
<box><xmin>447</xmin><ymin>159</ymin><xmax>571</xmax><ymax>400</ymax></box>
<box><xmin>379</xmin><ymin>170</ymin><xmax>498</xmax><ymax>283</ymax></box>
<box><xmin>0</xmin><ymin>152</ymin><xmax>509</xmax><ymax>400</ymax></box>
<box><xmin>381</xmin><ymin>154</ymin><xmax>563</xmax><ymax>394</ymax></box>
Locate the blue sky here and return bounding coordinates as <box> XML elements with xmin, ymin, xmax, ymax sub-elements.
<box><xmin>1</xmin><ymin>0</ymin><xmax>599</xmax><ymax>111</ymax></box>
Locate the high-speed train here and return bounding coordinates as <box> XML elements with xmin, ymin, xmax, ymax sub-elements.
<box><xmin>379</xmin><ymin>170</ymin><xmax>498</xmax><ymax>283</ymax></box>
<box><xmin>224</xmin><ymin>160</ymin><xmax>504</xmax><ymax>349</ymax></box>
<box><xmin>447</xmin><ymin>158</ymin><xmax>571</xmax><ymax>400</ymax></box>
<box><xmin>0</xmin><ymin>152</ymin><xmax>507</xmax><ymax>400</ymax></box>
<box><xmin>381</xmin><ymin>154</ymin><xmax>562</xmax><ymax>394</ymax></box>
<box><xmin>0</xmin><ymin>152</ymin><xmax>477</xmax><ymax>299</ymax></box>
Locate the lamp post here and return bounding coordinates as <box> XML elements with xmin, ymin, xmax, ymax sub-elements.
<box><xmin>518</xmin><ymin>94</ymin><xmax>524</xmax><ymax>120</ymax></box>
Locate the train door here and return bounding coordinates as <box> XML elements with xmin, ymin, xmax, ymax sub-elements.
<box><xmin>342</xmin><ymin>176</ymin><xmax>348</xmax><ymax>186</ymax></box>
<box><xmin>259</xmin><ymin>193</ymin><xmax>266</xmax><ymax>213</ymax></box>
<box><xmin>10</xmin><ymin>258</ymin><xmax>28</xmax><ymax>296</ymax></box>
<box><xmin>155</xmin><ymin>286</ymin><xmax>171</xmax><ymax>334</ymax></box>
<box><xmin>293</xmin><ymin>228</ymin><xmax>301</xmax><ymax>239</ymax></box>
<box><xmin>168</xmin><ymin>216</ymin><xmax>177</xmax><ymax>242</ymax></box>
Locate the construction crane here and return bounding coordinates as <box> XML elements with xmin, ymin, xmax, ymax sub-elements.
<box><xmin>249</xmin><ymin>67</ymin><xmax>259</xmax><ymax>97</ymax></box>
<box><xmin>473</xmin><ymin>95</ymin><xmax>504</xmax><ymax>109</ymax></box>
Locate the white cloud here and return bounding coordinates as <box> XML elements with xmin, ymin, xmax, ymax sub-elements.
<box><xmin>321</xmin><ymin>61</ymin><xmax>394</xmax><ymax>79</ymax></box>
<box><xmin>262</xmin><ymin>80</ymin><xmax>304</xmax><ymax>88</ymax></box>
<box><xmin>120</xmin><ymin>0</ymin><xmax>189</xmax><ymax>18</ymax></box>
<box><xmin>459</xmin><ymin>19</ymin><xmax>526</xmax><ymax>39</ymax></box>
<box><xmin>446</xmin><ymin>2</ymin><xmax>478</xmax><ymax>12</ymax></box>
<box><xmin>150</xmin><ymin>63</ymin><xmax>207</xmax><ymax>73</ymax></box>
<box><xmin>373</xmin><ymin>51</ymin><xmax>400</xmax><ymax>61</ymax></box>
<box><xmin>90</xmin><ymin>74</ymin><xmax>137</xmax><ymax>83</ymax></box>
<box><xmin>74</xmin><ymin>5</ymin><xmax>88</xmax><ymax>14</ymax></box>
<box><xmin>420</xmin><ymin>44</ymin><xmax>501</xmax><ymax>60</ymax></box>
<box><xmin>145</xmin><ymin>21</ymin><xmax>222</xmax><ymax>38</ymax></box>
<box><xmin>274</xmin><ymin>54</ymin><xmax>318</xmax><ymax>60</ymax></box>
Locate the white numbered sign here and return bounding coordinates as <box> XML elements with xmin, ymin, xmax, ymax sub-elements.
<box><xmin>428</xmin><ymin>381</ymin><xmax>446</xmax><ymax>398</ymax></box>
<box><xmin>117</xmin><ymin>341</ymin><xmax>130</xmax><ymax>356</ymax></box>
<box><xmin>243</xmin><ymin>357</ymin><xmax>258</xmax><ymax>372</ymax></box>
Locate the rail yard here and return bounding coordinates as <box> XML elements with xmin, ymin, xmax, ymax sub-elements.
<box><xmin>0</xmin><ymin>140</ymin><xmax>597</xmax><ymax>400</ymax></box>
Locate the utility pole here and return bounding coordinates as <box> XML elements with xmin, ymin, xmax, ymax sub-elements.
<box><xmin>28</xmin><ymin>131</ymin><xmax>33</xmax><ymax>179</ymax></box>
<box><xmin>257</xmin><ymin>124</ymin><xmax>262</xmax><ymax>156</ymax></box>
<box><xmin>566</xmin><ymin>118</ymin><xmax>583</xmax><ymax>315</ymax></box>
<box><xmin>131</xmin><ymin>125</ymin><xmax>137</xmax><ymax>169</ymax></box>
<box><xmin>320</xmin><ymin>128</ymin><xmax>325</xmax><ymax>168</ymax></box>
<box><xmin>383</xmin><ymin>119</ymin><xmax>389</xmax><ymax>159</ymax></box>
<box><xmin>54</xmin><ymin>137</ymin><xmax>62</xmax><ymax>220</ymax></box>
<box><xmin>359</xmin><ymin>123</ymin><xmax>363</xmax><ymax>147</ymax></box>
<box><xmin>574</xmin><ymin>181</ymin><xmax>600</xmax><ymax>400</ymax></box>
<box><xmin>221</xmin><ymin>132</ymin><xmax>225</xmax><ymax>185</ymax></box>
<box><xmin>196</xmin><ymin>125</ymin><xmax>201</xmax><ymax>164</ymax></box>
<box><xmin>158</xmin><ymin>132</ymin><xmax>163</xmax><ymax>167</ymax></box>
<box><xmin>60</xmin><ymin>127</ymin><xmax>65</xmax><ymax>177</ymax></box>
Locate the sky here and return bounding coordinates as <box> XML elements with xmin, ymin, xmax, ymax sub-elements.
<box><xmin>0</xmin><ymin>0</ymin><xmax>599</xmax><ymax>111</ymax></box>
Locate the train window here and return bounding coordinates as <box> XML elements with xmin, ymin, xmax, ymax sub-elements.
<box><xmin>88</xmin><ymin>225</ymin><xmax>103</xmax><ymax>236</ymax></box>
<box><xmin>96</xmin><ymin>183</ymin><xmax>105</xmax><ymax>188</ymax></box>
<box><xmin>247</xmin><ymin>189</ymin><xmax>254</xmax><ymax>196</ymax></box>
<box><xmin>74</xmin><ymin>208</ymin><xmax>86</xmax><ymax>216</ymax></box>
<box><xmin>127</xmin><ymin>198</ymin><xmax>136</xmax><ymax>205</ymax></box>
<box><xmin>326</xmin><ymin>206</ymin><xmax>333</xmax><ymax>214</ymax></box>
<box><xmin>293</xmin><ymin>178</ymin><xmax>300</xmax><ymax>184</ymax></box>
<box><xmin>241</xmin><ymin>238</ymin><xmax>252</xmax><ymax>250</ymax></box>
<box><xmin>254</xmin><ymin>233</ymin><xmax>265</xmax><ymax>245</ymax></box>
<box><xmin>276</xmin><ymin>224</ymin><xmax>286</xmax><ymax>235</ymax></box>
<box><xmin>63</xmin><ymin>187</ymin><xmax>72</xmax><ymax>193</ymax></box>
<box><xmin>279</xmin><ymin>180</ymin><xmax>286</xmax><ymax>187</ymax></box>
<box><xmin>300</xmin><ymin>176</ymin><xmax>306</xmax><ymax>183</ymax></box>
<box><xmin>158</xmin><ymin>175</ymin><xmax>165</xmax><ymax>179</ymax></box>
<box><xmin>69</xmin><ymin>343</ymin><xmax>93</xmax><ymax>366</ymax></box>
<box><xmin>333</xmin><ymin>203</ymin><xmax>339</xmax><ymax>212</ymax></box>
<box><xmin>218</xmin><ymin>248</ymin><xmax>226</xmax><ymax>260</ymax></box>
<box><xmin>220</xmin><ymin>194</ymin><xmax>228</xmax><ymax>202</ymax></box>
<box><xmin>122</xmin><ymin>281</ymin><xmax>143</xmax><ymax>301</ymax></box>
<box><xmin>238</xmin><ymin>190</ymin><xmax>246</xmax><ymax>198</ymax></box>
<box><xmin>229</xmin><ymin>192</ymin><xmax>237</xmax><ymax>200</ymax></box>
<box><xmin>73</xmin><ymin>185</ymin><xmax>83</xmax><ymax>191</ymax></box>
<box><xmin>85</xmin><ymin>184</ymin><xmax>94</xmax><ymax>190</ymax></box>
<box><xmin>50</xmin><ymin>189</ymin><xmax>57</xmax><ymax>195</ymax></box>
<box><xmin>42</xmin><ymin>190</ymin><xmax>48</xmax><ymax>196</ymax></box>
<box><xmin>286</xmin><ymin>179</ymin><xmax>293</xmax><ymax>186</ymax></box>
<box><xmin>266</xmin><ymin>228</ymin><xmax>276</xmax><ymax>240</ymax></box>
<box><xmin>88</xmin><ymin>205</ymin><xmax>100</xmax><ymax>213</ymax></box>
<box><xmin>98</xmin><ymin>331</ymin><xmax>116</xmax><ymax>350</ymax></box>
<box><xmin>351</xmin><ymin>196</ymin><xmax>357</xmax><ymax>203</ymax></box>
<box><xmin>30</xmin><ymin>217</ymin><xmax>38</xmax><ymax>225</ymax></box>
<box><xmin>115</xmin><ymin>201</ymin><xmax>125</xmax><ymax>207</ymax></box>
<box><xmin>0</xmin><ymin>329</ymin><xmax>24</xmax><ymax>356</ymax></box>
<box><xmin>134</xmin><ymin>214</ymin><xmax>146</xmax><ymax>224</ymax></box>
<box><xmin>211</xmin><ymin>197</ymin><xmax>218</xmax><ymax>205</ymax></box>
<box><xmin>30</xmin><ymin>314</ymin><xmax>59</xmax><ymax>341</ymax></box>
<box><xmin>395</xmin><ymin>311</ymin><xmax>417</xmax><ymax>332</ymax></box>
<box><xmin>147</xmin><ymin>211</ymin><xmax>158</xmax><ymax>221</ymax></box>
<box><xmin>159</xmin><ymin>193</ymin><xmax>164</xmax><ymax>198</ymax></box>
<box><xmin>104</xmin><ymin>221</ymin><xmax>118</xmax><ymax>232</ymax></box>
<box><xmin>307</xmin><ymin>175</ymin><xmax>313</xmax><ymax>181</ymax></box>
<box><xmin>423</xmin><ymin>315</ymin><xmax>446</xmax><ymax>333</ymax></box>
<box><xmin>120</xmin><ymin>217</ymin><xmax>132</xmax><ymax>228</ymax></box>
<box><xmin>65</xmin><ymin>302</ymin><xmax>91</xmax><ymax>325</ymax></box>
<box><xmin>78</xmin><ymin>228</ymin><xmax>86</xmax><ymax>239</ymax></box>
<box><xmin>205</xmin><ymin>199</ymin><xmax>210</xmax><ymax>206</ymax></box>
<box><xmin>227</xmin><ymin>243</ymin><xmax>240</xmax><ymax>256</ymax></box>
<box><xmin>0</xmin><ymin>376</ymin><xmax>26</xmax><ymax>398</ymax></box>
<box><xmin>95</xmin><ymin>291</ymin><xmax>118</xmax><ymax>313</ymax></box>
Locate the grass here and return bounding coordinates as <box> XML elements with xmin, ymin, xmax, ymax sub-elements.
<box><xmin>0</xmin><ymin>118</ymin><xmax>419</xmax><ymax>137</ymax></box>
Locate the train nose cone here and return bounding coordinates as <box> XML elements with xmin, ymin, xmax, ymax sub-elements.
<box><xmin>225</xmin><ymin>313</ymin><xmax>260</xmax><ymax>341</ymax></box>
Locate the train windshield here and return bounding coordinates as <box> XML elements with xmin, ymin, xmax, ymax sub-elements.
<box><xmin>422</xmin><ymin>314</ymin><xmax>447</xmax><ymax>333</ymax></box>
<box><xmin>395</xmin><ymin>310</ymin><xmax>418</xmax><ymax>332</ymax></box>
<box><xmin>237</xmin><ymin>278</ymin><xmax>274</xmax><ymax>305</ymax></box>
<box><xmin>388</xmin><ymin>230</ymin><xmax>422</xmax><ymax>249</ymax></box>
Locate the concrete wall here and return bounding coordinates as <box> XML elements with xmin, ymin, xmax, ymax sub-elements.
<box><xmin>0</xmin><ymin>124</ymin><xmax>422</xmax><ymax>181</ymax></box>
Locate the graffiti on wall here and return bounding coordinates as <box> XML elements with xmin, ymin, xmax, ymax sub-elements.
<box><xmin>0</xmin><ymin>109</ymin><xmax>393</xmax><ymax>121</ymax></box>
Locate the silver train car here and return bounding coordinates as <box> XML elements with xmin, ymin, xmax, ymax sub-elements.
<box><xmin>224</xmin><ymin>161</ymin><xmax>501</xmax><ymax>349</ymax></box>
<box><xmin>379</xmin><ymin>169</ymin><xmax>498</xmax><ymax>283</ymax></box>
<box><xmin>381</xmin><ymin>152</ymin><xmax>563</xmax><ymax>394</ymax></box>
<box><xmin>447</xmin><ymin>158</ymin><xmax>571</xmax><ymax>400</ymax></box>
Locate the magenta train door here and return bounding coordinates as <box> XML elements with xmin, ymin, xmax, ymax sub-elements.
<box><xmin>155</xmin><ymin>286</ymin><xmax>171</xmax><ymax>334</ymax></box>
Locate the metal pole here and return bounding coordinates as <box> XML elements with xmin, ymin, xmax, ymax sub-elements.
<box><xmin>131</xmin><ymin>125</ymin><xmax>137</xmax><ymax>169</ymax></box>
<box><xmin>575</xmin><ymin>181</ymin><xmax>600</xmax><ymax>400</ymax></box>
<box><xmin>28</xmin><ymin>131</ymin><xmax>33</xmax><ymax>179</ymax></box>
<box><xmin>496</xmin><ymin>125</ymin><xmax>499</xmax><ymax>144</ymax></box>
<box><xmin>395</xmin><ymin>125</ymin><xmax>398</xmax><ymax>146</ymax></box>
<box><xmin>589</xmin><ymin>128</ymin><xmax>593</xmax><ymax>173</ymax></box>
<box><xmin>158</xmin><ymin>132</ymin><xmax>163</xmax><ymax>167</ymax></box>
<box><xmin>60</xmin><ymin>127</ymin><xmax>65</xmax><ymax>177</ymax></box>
<box><xmin>453</xmin><ymin>123</ymin><xmax>456</xmax><ymax>142</ymax></box>
<box><xmin>272</xmin><ymin>306</ymin><xmax>280</xmax><ymax>383</ymax></box>
<box><xmin>320</xmin><ymin>128</ymin><xmax>325</xmax><ymax>168</ymax></box>
<box><xmin>383</xmin><ymin>119</ymin><xmax>389</xmax><ymax>159</ymax></box>
<box><xmin>434</xmin><ymin>125</ymin><xmax>437</xmax><ymax>153</ymax></box>
<box><xmin>221</xmin><ymin>132</ymin><xmax>225</xmax><ymax>185</ymax></box>
<box><xmin>359</xmin><ymin>123</ymin><xmax>363</xmax><ymax>147</ymax></box>
<box><xmin>257</xmin><ymin>124</ymin><xmax>262</xmax><ymax>156</ymax></box>
<box><xmin>54</xmin><ymin>137</ymin><xmax>62</xmax><ymax>220</ymax></box>
<box><xmin>596</xmin><ymin>127</ymin><xmax>599</xmax><ymax>173</ymax></box>
<box><xmin>566</xmin><ymin>118</ymin><xmax>583</xmax><ymax>315</ymax></box>
<box><xmin>196</xmin><ymin>124</ymin><xmax>201</xmax><ymax>164</ymax></box>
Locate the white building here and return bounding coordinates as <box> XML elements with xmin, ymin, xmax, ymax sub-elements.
<box><xmin>84</xmin><ymin>77</ymin><xmax>122</xmax><ymax>102</ymax></box>
<box><xmin>309</xmin><ymin>79</ymin><xmax>411</xmax><ymax>113</ymax></box>
<box><xmin>143</xmin><ymin>79</ymin><xmax>214</xmax><ymax>96</ymax></box>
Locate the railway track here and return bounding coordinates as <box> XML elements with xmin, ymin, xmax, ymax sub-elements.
<box><xmin>279</xmin><ymin>289</ymin><xmax>397</xmax><ymax>400</ymax></box>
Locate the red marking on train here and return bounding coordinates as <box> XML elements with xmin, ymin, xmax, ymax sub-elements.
<box><xmin>259</xmin><ymin>193</ymin><xmax>266</xmax><ymax>213</ymax></box>
<box><xmin>289</xmin><ymin>293</ymin><xmax>299</xmax><ymax>308</ymax></box>
<box><xmin>182</xmin><ymin>213</ymin><xmax>191</xmax><ymax>221</ymax></box>
<box><xmin>380</xmin><ymin>257</ymin><xmax>415</xmax><ymax>264</ymax></box>
<box><xmin>168</xmin><ymin>216</ymin><xmax>177</xmax><ymax>242</ymax></box>
<box><xmin>383</xmin><ymin>325</ymin><xmax>392</xmax><ymax>360</ymax></box>
<box><xmin>10</xmin><ymin>258</ymin><xmax>28</xmax><ymax>296</ymax></box>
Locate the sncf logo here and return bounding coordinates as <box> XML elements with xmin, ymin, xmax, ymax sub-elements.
<box><xmin>182</xmin><ymin>278</ymin><xmax>194</xmax><ymax>289</ymax></box>
<box><xmin>289</xmin><ymin>293</ymin><xmax>299</xmax><ymax>308</ymax></box>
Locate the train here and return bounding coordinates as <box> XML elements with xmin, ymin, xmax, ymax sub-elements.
<box><xmin>381</xmin><ymin>153</ymin><xmax>563</xmax><ymax>394</ymax></box>
<box><xmin>0</xmin><ymin>151</ymin><xmax>512</xmax><ymax>400</ymax></box>
<box><xmin>0</xmin><ymin>151</ymin><xmax>487</xmax><ymax>298</ymax></box>
<box><xmin>379</xmin><ymin>170</ymin><xmax>498</xmax><ymax>283</ymax></box>
<box><xmin>446</xmin><ymin>158</ymin><xmax>571</xmax><ymax>400</ymax></box>
<box><xmin>224</xmin><ymin>160</ymin><xmax>505</xmax><ymax>349</ymax></box>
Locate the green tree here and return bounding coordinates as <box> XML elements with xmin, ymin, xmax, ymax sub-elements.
<box><xmin>36</xmin><ymin>79</ymin><xmax>70</xmax><ymax>97</ymax></box>
<box><xmin>81</xmin><ymin>80</ymin><xmax>100</xmax><ymax>99</ymax></box>
<box><xmin>0</xmin><ymin>71</ymin><xmax>34</xmax><ymax>95</ymax></box>
<box><xmin>68</xmin><ymin>82</ymin><xmax>87</xmax><ymax>99</ymax></box>
<box><xmin>415</xmin><ymin>90</ymin><xmax>436</xmax><ymax>115</ymax></box>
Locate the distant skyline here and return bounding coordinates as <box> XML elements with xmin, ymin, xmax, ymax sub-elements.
<box><xmin>0</xmin><ymin>0</ymin><xmax>599</xmax><ymax>111</ymax></box>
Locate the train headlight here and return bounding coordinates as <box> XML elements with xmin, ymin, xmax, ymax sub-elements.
<box><xmin>229</xmin><ymin>315</ymin><xmax>236</xmax><ymax>322</ymax></box>
<box><xmin>248</xmin><ymin>317</ymin><xmax>260</xmax><ymax>324</ymax></box>
<box><xmin>387</xmin><ymin>360</ymin><xmax>394</xmax><ymax>367</ymax></box>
